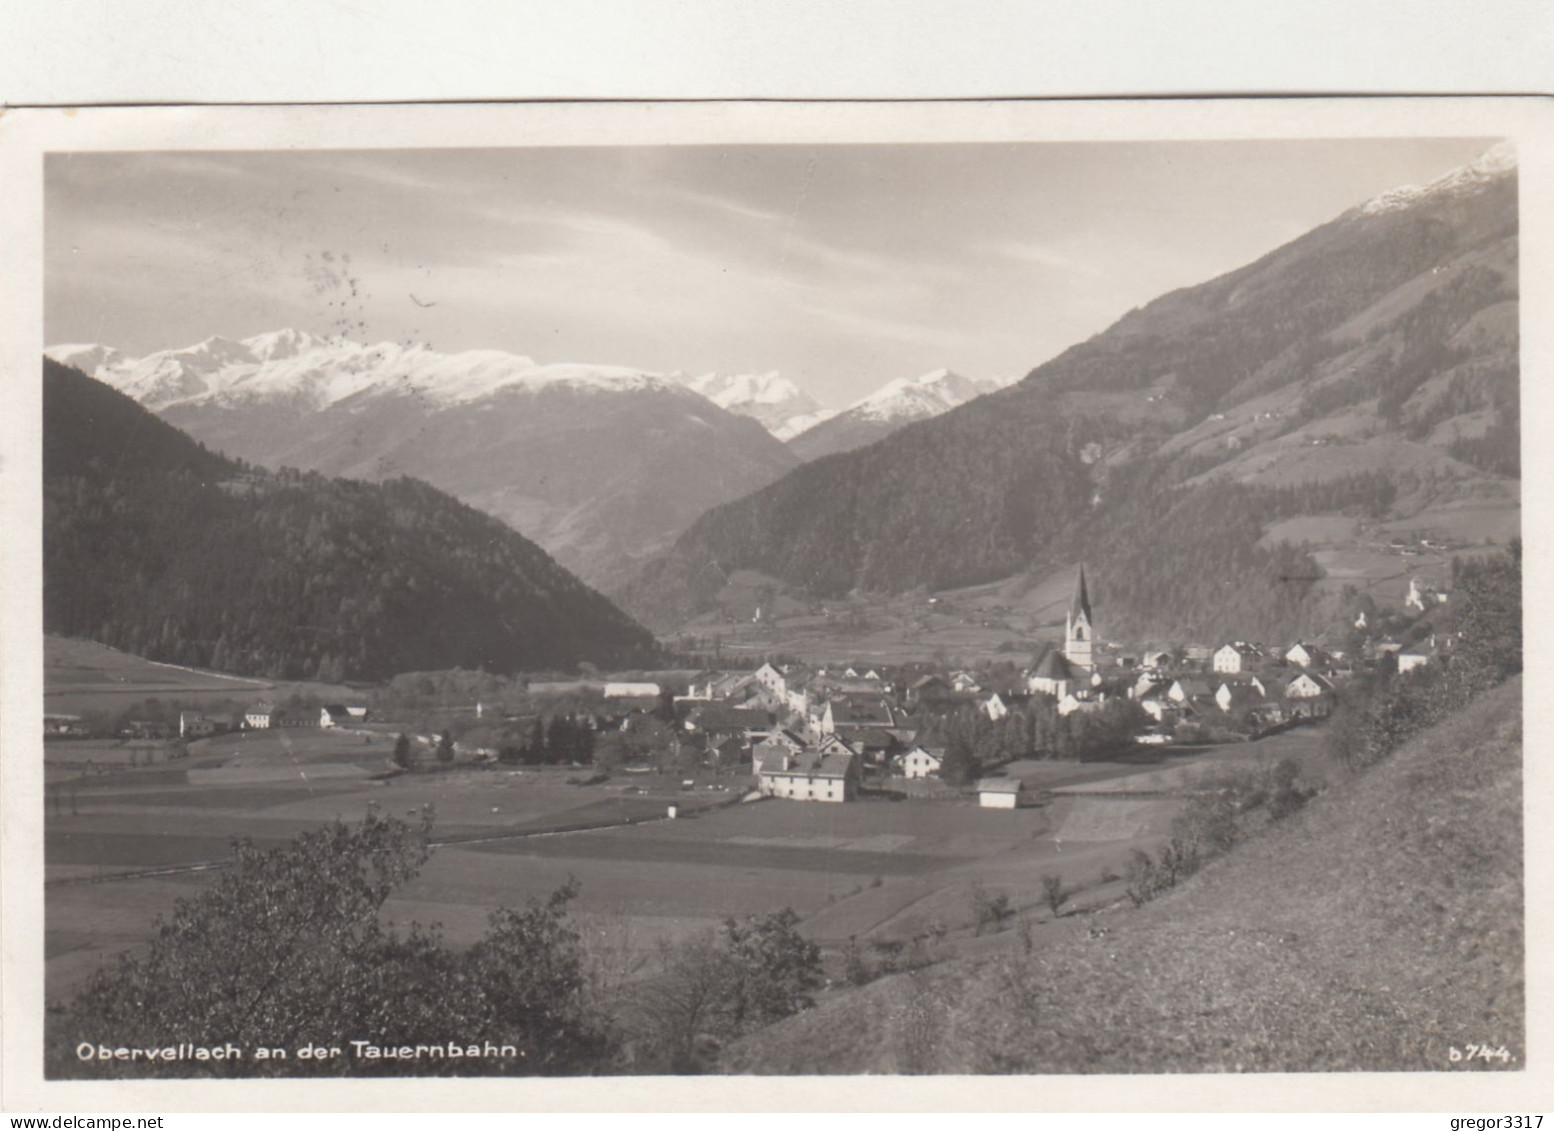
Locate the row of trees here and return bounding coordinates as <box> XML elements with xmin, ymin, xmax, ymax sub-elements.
<box><xmin>915</xmin><ymin>695</ymin><xmax>1152</xmax><ymax>784</ymax></box>
<box><xmin>48</xmin><ymin>816</ymin><xmax>823</xmax><ymax>1078</ymax></box>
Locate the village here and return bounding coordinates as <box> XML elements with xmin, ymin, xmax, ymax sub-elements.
<box><xmin>45</xmin><ymin>564</ymin><xmax>1451</xmax><ymax>812</ymax></box>
<box><xmin>639</xmin><ymin>565</ymin><xmax>1446</xmax><ymax>807</ymax></box>
<box><xmin>42</xmin><ymin>555</ymin><xmax>1467</xmax><ymax>1023</ymax></box>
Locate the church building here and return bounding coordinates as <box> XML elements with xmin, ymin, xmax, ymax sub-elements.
<box><xmin>1064</xmin><ymin>564</ymin><xmax>1095</xmax><ymax>672</ymax></box>
<box><xmin>1028</xmin><ymin>565</ymin><xmax>1099</xmax><ymax>699</ymax></box>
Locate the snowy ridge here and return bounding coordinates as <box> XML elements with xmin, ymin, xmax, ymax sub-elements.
<box><xmin>672</xmin><ymin>370</ymin><xmax>825</xmax><ymax>436</ymax></box>
<box><xmin>1359</xmin><ymin>143</ymin><xmax>1517</xmax><ymax>216</ymax></box>
<box><xmin>846</xmin><ymin>367</ymin><xmax>993</xmax><ymax>423</ymax></box>
<box><xmin>46</xmin><ymin>332</ymin><xmax>684</xmax><ymax>412</ymax></box>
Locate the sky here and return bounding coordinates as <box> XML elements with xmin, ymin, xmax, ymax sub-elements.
<box><xmin>45</xmin><ymin>137</ymin><xmax>1495</xmax><ymax>407</ymax></box>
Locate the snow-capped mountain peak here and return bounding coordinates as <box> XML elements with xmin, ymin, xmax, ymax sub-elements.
<box><xmin>670</xmin><ymin>369</ymin><xmax>824</xmax><ymax>436</ymax></box>
<box><xmin>46</xmin><ymin>332</ymin><xmax>680</xmax><ymax>412</ymax></box>
<box><xmin>1359</xmin><ymin>142</ymin><xmax>1516</xmax><ymax>216</ymax></box>
<box><xmin>849</xmin><ymin>368</ymin><xmax>988</xmax><ymax>422</ymax></box>
<box><xmin>783</xmin><ymin>367</ymin><xmax>999</xmax><ymax>459</ymax></box>
<box><xmin>46</xmin><ymin>344</ymin><xmax>124</xmax><ymax>375</ymax></box>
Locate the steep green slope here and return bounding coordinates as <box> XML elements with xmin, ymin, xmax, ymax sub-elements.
<box><xmin>625</xmin><ymin>164</ymin><xmax>1518</xmax><ymax>637</ymax></box>
<box><xmin>44</xmin><ymin>359</ymin><xmax>657</xmax><ymax>680</ymax></box>
<box><xmin>723</xmin><ymin>676</ymin><xmax>1524</xmax><ymax>1074</ymax></box>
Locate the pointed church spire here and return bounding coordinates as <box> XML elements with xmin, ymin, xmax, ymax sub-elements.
<box><xmin>1070</xmin><ymin>562</ymin><xmax>1093</xmax><ymax>625</ymax></box>
<box><xmin>1065</xmin><ymin>563</ymin><xmax>1095</xmax><ymax>672</ymax></box>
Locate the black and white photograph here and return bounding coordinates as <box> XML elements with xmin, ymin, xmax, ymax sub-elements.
<box><xmin>1</xmin><ymin>97</ymin><xmax>1547</xmax><ymax>1110</ymax></box>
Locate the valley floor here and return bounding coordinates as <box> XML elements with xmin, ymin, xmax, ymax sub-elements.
<box><xmin>42</xmin><ymin>722</ymin><xmax>1328</xmax><ymax>1008</ymax></box>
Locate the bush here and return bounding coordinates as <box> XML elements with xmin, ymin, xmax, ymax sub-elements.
<box><xmin>843</xmin><ymin>937</ymin><xmax>875</xmax><ymax>986</ymax></box>
<box><xmin>1041</xmin><ymin>874</ymin><xmax>1066</xmax><ymax>918</ymax></box>
<box><xmin>48</xmin><ymin>817</ymin><xmax>610</xmax><ymax>1077</ymax></box>
<box><xmin>1124</xmin><ymin>849</ymin><xmax>1159</xmax><ymax>908</ymax></box>
<box><xmin>970</xmin><ymin>882</ymin><xmax>1012</xmax><ymax>935</ymax></box>
<box><xmin>619</xmin><ymin>907</ymin><xmax>824</xmax><ymax>1073</ymax></box>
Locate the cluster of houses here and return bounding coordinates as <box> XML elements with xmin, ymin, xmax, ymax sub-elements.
<box><xmin>173</xmin><ymin>702</ymin><xmax>370</xmax><ymax>739</ymax></box>
<box><xmin>655</xmin><ymin>565</ymin><xmax>1440</xmax><ymax>805</ymax></box>
<box><xmin>43</xmin><ymin>713</ymin><xmax>91</xmax><ymax>739</ymax></box>
<box><xmin>44</xmin><ymin>702</ymin><xmax>373</xmax><ymax>742</ymax></box>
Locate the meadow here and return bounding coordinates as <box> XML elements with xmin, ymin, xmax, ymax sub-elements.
<box><xmin>43</xmin><ymin>635</ymin><xmax>359</xmax><ymax>717</ymax></box>
<box><xmin>43</xmin><ymin>717</ymin><xmax>1327</xmax><ymax>1006</ymax></box>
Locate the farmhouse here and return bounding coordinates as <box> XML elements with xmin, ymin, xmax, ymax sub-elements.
<box><xmin>679</xmin><ymin>670</ymin><xmax>756</xmax><ymax>703</ymax></box>
<box><xmin>243</xmin><ymin>702</ymin><xmax>278</xmax><ymax>729</ymax></box>
<box><xmin>178</xmin><ymin>711</ymin><xmax>220</xmax><ymax>738</ymax></box>
<box><xmin>949</xmin><ymin>670</ymin><xmax>982</xmax><ymax>693</ymax></box>
<box><xmin>819</xmin><ymin>696</ymin><xmax>899</xmax><ymax>735</ymax></box>
<box><xmin>707</xmin><ymin>735</ymin><xmax>751</xmax><ymax>771</ymax></box>
<box><xmin>1137</xmin><ymin>683</ymin><xmax>1191</xmax><ymax>726</ymax></box>
<box><xmin>1132</xmin><ymin>671</ymin><xmax>1169</xmax><ymax>699</ymax></box>
<box><xmin>43</xmin><ymin>713</ymin><xmax>89</xmax><ymax>738</ymax></box>
<box><xmin>979</xmin><ymin>691</ymin><xmax>1010</xmax><ymax>721</ymax></box>
<box><xmin>1058</xmin><ymin>689</ymin><xmax>1107</xmax><ymax>717</ymax></box>
<box><xmin>906</xmin><ymin>674</ymin><xmax>957</xmax><ymax>707</ymax></box>
<box><xmin>1284</xmin><ymin>671</ymin><xmax>1334</xmax><ymax>700</ymax></box>
<box><xmin>817</xmin><ymin>731</ymin><xmax>862</xmax><ymax>757</ymax></box>
<box><xmin>900</xmin><ymin>745</ymin><xmax>946</xmax><ymax>780</ymax></box>
<box><xmin>1215</xmin><ymin>681</ymin><xmax>1267</xmax><ymax>715</ymax></box>
<box><xmin>976</xmin><ymin>778</ymin><xmax>1025</xmax><ymax>809</ymax></box>
<box><xmin>757</xmin><ymin>749</ymin><xmax>860</xmax><ymax>803</ymax></box>
<box><xmin>751</xmin><ymin>729</ymin><xmax>807</xmax><ymax>774</ymax></box>
<box><xmin>605</xmin><ymin>681</ymin><xmax>662</xmax><ymax>699</ymax></box>
<box><xmin>831</xmin><ymin>725</ymin><xmax>899</xmax><ymax>765</ymax></box>
<box><xmin>1213</xmin><ymin>642</ymin><xmax>1263</xmax><ymax>674</ymax></box>
<box><xmin>319</xmin><ymin>704</ymin><xmax>352</xmax><ymax>728</ymax></box>
<box><xmin>1405</xmin><ymin>577</ymin><xmax>1448</xmax><ymax>611</ymax></box>
<box><xmin>1168</xmin><ymin>676</ymin><xmax>1213</xmax><ymax>703</ymax></box>
<box><xmin>1284</xmin><ymin>641</ymin><xmax>1332</xmax><ymax>669</ymax></box>
<box><xmin>682</xmin><ymin>703</ymin><xmax>769</xmax><ymax>740</ymax></box>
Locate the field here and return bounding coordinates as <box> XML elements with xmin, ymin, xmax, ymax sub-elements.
<box><xmin>43</xmin><ymin>635</ymin><xmax>360</xmax><ymax>717</ymax></box>
<box><xmin>722</xmin><ymin>679</ymin><xmax>1524</xmax><ymax>1075</ymax></box>
<box><xmin>43</xmin><ymin>718</ymin><xmax>1329</xmax><ymax>1005</ymax></box>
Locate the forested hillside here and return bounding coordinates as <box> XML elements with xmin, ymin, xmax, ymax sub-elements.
<box><xmin>624</xmin><ymin>152</ymin><xmax>1518</xmax><ymax>638</ymax></box>
<box><xmin>44</xmin><ymin>360</ymin><xmax>657</xmax><ymax>680</ymax></box>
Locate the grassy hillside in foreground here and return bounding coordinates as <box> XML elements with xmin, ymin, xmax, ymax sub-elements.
<box><xmin>723</xmin><ymin>676</ymin><xmax>1524</xmax><ymax>1074</ymax></box>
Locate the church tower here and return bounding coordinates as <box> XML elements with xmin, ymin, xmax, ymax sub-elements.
<box><xmin>1064</xmin><ymin>563</ymin><xmax>1095</xmax><ymax>672</ymax></box>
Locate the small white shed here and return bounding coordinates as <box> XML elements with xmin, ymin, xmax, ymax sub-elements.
<box><xmin>977</xmin><ymin>778</ymin><xmax>1025</xmax><ymax>809</ymax></box>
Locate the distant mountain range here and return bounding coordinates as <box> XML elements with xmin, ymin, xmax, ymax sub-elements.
<box><xmin>624</xmin><ymin>146</ymin><xmax>1521</xmax><ymax>640</ymax></box>
<box><xmin>43</xmin><ymin>358</ymin><xmax>657</xmax><ymax>680</ymax></box>
<box><xmin>48</xmin><ymin>334</ymin><xmax>1009</xmax><ymax>590</ymax></box>
<box><xmin>48</xmin><ymin>334</ymin><xmax>803</xmax><ymax>591</ymax></box>
<box><xmin>669</xmin><ymin>367</ymin><xmax>1005</xmax><ymax>455</ymax></box>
